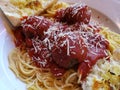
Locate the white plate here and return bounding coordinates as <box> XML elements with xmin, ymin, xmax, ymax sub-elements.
<box><xmin>0</xmin><ymin>0</ymin><xmax>120</xmax><ymax>90</ymax></box>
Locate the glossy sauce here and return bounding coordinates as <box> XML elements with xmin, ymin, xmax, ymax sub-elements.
<box><xmin>13</xmin><ymin>3</ymin><xmax>109</xmax><ymax>79</ymax></box>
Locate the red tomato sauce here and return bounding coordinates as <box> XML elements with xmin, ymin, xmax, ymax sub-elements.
<box><xmin>12</xmin><ymin>3</ymin><xmax>109</xmax><ymax>80</ymax></box>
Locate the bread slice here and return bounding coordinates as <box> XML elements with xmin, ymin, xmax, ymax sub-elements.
<box><xmin>0</xmin><ymin>0</ymin><xmax>58</xmax><ymax>26</ymax></box>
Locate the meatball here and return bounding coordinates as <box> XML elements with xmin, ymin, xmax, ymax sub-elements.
<box><xmin>51</xmin><ymin>31</ymin><xmax>88</xmax><ymax>68</ymax></box>
<box><xmin>22</xmin><ymin>16</ymin><xmax>53</xmax><ymax>38</ymax></box>
<box><xmin>55</xmin><ymin>3</ymin><xmax>91</xmax><ymax>24</ymax></box>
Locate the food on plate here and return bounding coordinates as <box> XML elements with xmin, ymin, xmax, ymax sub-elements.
<box><xmin>54</xmin><ymin>3</ymin><xmax>91</xmax><ymax>24</ymax></box>
<box><xmin>6</xmin><ymin>1</ymin><xmax>120</xmax><ymax>90</ymax></box>
<box><xmin>0</xmin><ymin>0</ymin><xmax>58</xmax><ymax>26</ymax></box>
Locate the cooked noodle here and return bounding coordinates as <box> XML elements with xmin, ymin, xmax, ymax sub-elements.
<box><xmin>42</xmin><ymin>1</ymin><xmax>69</xmax><ymax>17</ymax></box>
<box><xmin>100</xmin><ymin>27</ymin><xmax>120</xmax><ymax>53</ymax></box>
<box><xmin>9</xmin><ymin>48</ymin><xmax>81</xmax><ymax>90</ymax></box>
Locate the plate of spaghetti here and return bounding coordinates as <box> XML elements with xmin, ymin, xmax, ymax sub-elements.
<box><xmin>0</xmin><ymin>0</ymin><xmax>120</xmax><ymax>90</ymax></box>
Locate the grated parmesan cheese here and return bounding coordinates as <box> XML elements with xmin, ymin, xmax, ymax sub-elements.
<box><xmin>82</xmin><ymin>58</ymin><xmax>120</xmax><ymax>90</ymax></box>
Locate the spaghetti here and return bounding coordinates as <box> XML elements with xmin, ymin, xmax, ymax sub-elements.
<box><xmin>42</xmin><ymin>1</ymin><xmax>69</xmax><ymax>17</ymax></box>
<box><xmin>8</xmin><ymin>1</ymin><xmax>120</xmax><ymax>90</ymax></box>
<box><xmin>9</xmin><ymin>48</ymin><xmax>80</xmax><ymax>90</ymax></box>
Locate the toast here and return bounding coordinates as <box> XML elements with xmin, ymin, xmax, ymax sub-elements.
<box><xmin>0</xmin><ymin>0</ymin><xmax>58</xmax><ymax>26</ymax></box>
